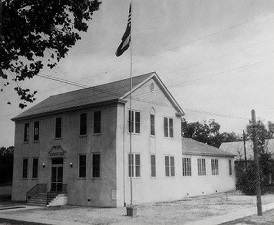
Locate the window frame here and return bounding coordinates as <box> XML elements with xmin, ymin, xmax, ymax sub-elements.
<box><xmin>93</xmin><ymin>111</ymin><xmax>101</xmax><ymax>134</ymax></box>
<box><xmin>24</xmin><ymin>123</ymin><xmax>30</xmax><ymax>143</ymax></box>
<box><xmin>33</xmin><ymin>121</ymin><xmax>39</xmax><ymax>141</ymax></box>
<box><xmin>197</xmin><ymin>158</ymin><xmax>206</xmax><ymax>176</ymax></box>
<box><xmin>79</xmin><ymin>154</ymin><xmax>87</xmax><ymax>178</ymax></box>
<box><xmin>22</xmin><ymin>158</ymin><xmax>28</xmax><ymax>179</ymax></box>
<box><xmin>128</xmin><ymin>110</ymin><xmax>141</xmax><ymax>134</ymax></box>
<box><xmin>55</xmin><ymin>117</ymin><xmax>62</xmax><ymax>139</ymax></box>
<box><xmin>182</xmin><ymin>157</ymin><xmax>192</xmax><ymax>176</ymax></box>
<box><xmin>128</xmin><ymin>153</ymin><xmax>141</xmax><ymax>178</ymax></box>
<box><xmin>32</xmin><ymin>158</ymin><xmax>38</xmax><ymax>179</ymax></box>
<box><xmin>211</xmin><ymin>159</ymin><xmax>219</xmax><ymax>175</ymax></box>
<box><xmin>164</xmin><ymin>117</ymin><xmax>174</xmax><ymax>138</ymax></box>
<box><xmin>92</xmin><ymin>153</ymin><xmax>101</xmax><ymax>178</ymax></box>
<box><xmin>79</xmin><ymin>113</ymin><xmax>87</xmax><ymax>136</ymax></box>
<box><xmin>165</xmin><ymin>155</ymin><xmax>175</xmax><ymax>177</ymax></box>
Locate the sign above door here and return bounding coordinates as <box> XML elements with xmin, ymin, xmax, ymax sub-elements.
<box><xmin>49</xmin><ymin>145</ymin><xmax>66</xmax><ymax>157</ymax></box>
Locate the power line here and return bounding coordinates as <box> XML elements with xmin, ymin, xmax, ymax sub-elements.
<box><xmin>37</xmin><ymin>74</ymin><xmax>89</xmax><ymax>89</ymax></box>
<box><xmin>161</xmin><ymin>38</ymin><xmax>274</xmax><ymax>82</ymax></box>
<box><xmin>184</xmin><ymin>108</ymin><xmax>249</xmax><ymax>120</ymax></box>
<box><xmin>135</xmin><ymin>56</ymin><xmax>273</xmax><ymax>98</ymax></box>
<box><xmin>34</xmin><ymin>53</ymin><xmax>273</xmax><ymax>118</ymax></box>
<box><xmin>35</xmin><ymin>69</ymin><xmax>263</xmax><ymax>122</ymax></box>
<box><xmin>41</xmin><ymin>11</ymin><xmax>274</xmax><ymax>92</ymax></box>
<box><xmin>39</xmin><ymin>36</ymin><xmax>273</xmax><ymax>96</ymax></box>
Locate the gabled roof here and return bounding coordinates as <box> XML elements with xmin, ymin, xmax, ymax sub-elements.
<box><xmin>182</xmin><ymin>138</ymin><xmax>235</xmax><ymax>158</ymax></box>
<box><xmin>12</xmin><ymin>72</ymin><xmax>184</xmax><ymax>121</ymax></box>
<box><xmin>220</xmin><ymin>139</ymin><xmax>274</xmax><ymax>160</ymax></box>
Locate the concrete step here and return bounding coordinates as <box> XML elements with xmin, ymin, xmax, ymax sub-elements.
<box><xmin>27</xmin><ymin>192</ymin><xmax>58</xmax><ymax>206</ymax></box>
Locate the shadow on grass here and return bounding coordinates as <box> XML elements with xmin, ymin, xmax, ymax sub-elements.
<box><xmin>0</xmin><ymin>194</ymin><xmax>11</xmax><ymax>202</ymax></box>
<box><xmin>0</xmin><ymin>218</ymin><xmax>48</xmax><ymax>225</ymax></box>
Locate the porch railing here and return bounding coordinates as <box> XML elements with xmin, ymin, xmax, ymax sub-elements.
<box><xmin>26</xmin><ymin>183</ymin><xmax>47</xmax><ymax>202</ymax></box>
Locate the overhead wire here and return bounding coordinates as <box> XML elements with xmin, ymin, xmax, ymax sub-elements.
<box><xmin>22</xmin><ymin>11</ymin><xmax>274</xmax><ymax>121</ymax></box>
<box><xmin>40</xmin><ymin>11</ymin><xmax>274</xmax><ymax>93</ymax></box>
<box><xmin>33</xmin><ymin>56</ymin><xmax>272</xmax><ymax>121</ymax></box>
<box><xmin>39</xmin><ymin>36</ymin><xmax>273</xmax><ymax>96</ymax></box>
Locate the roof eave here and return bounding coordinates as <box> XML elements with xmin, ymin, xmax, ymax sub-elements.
<box><xmin>182</xmin><ymin>151</ymin><xmax>235</xmax><ymax>158</ymax></box>
<box><xmin>11</xmin><ymin>98</ymin><xmax>126</xmax><ymax>122</ymax></box>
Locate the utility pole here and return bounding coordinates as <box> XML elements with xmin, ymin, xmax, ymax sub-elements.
<box><xmin>251</xmin><ymin>109</ymin><xmax>262</xmax><ymax>216</ymax></box>
<box><xmin>243</xmin><ymin>130</ymin><xmax>247</xmax><ymax>170</ymax></box>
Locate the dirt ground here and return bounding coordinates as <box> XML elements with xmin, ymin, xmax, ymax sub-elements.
<box><xmin>0</xmin><ymin>191</ymin><xmax>273</xmax><ymax>225</ymax></box>
<box><xmin>221</xmin><ymin>209</ymin><xmax>274</xmax><ymax>225</ymax></box>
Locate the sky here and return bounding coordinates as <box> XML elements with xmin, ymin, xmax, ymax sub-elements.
<box><xmin>0</xmin><ymin>0</ymin><xmax>274</xmax><ymax>147</ymax></box>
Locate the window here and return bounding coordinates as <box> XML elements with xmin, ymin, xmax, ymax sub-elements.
<box><xmin>165</xmin><ymin>156</ymin><xmax>175</xmax><ymax>177</ymax></box>
<box><xmin>32</xmin><ymin>158</ymin><xmax>38</xmax><ymax>178</ymax></box>
<box><xmin>211</xmin><ymin>159</ymin><xmax>219</xmax><ymax>175</ymax></box>
<box><xmin>150</xmin><ymin>114</ymin><xmax>155</xmax><ymax>136</ymax></box>
<box><xmin>198</xmin><ymin>158</ymin><xmax>206</xmax><ymax>176</ymax></box>
<box><xmin>164</xmin><ymin>117</ymin><xmax>173</xmax><ymax>138</ymax></box>
<box><xmin>22</xmin><ymin>158</ymin><xmax>28</xmax><ymax>178</ymax></box>
<box><xmin>151</xmin><ymin>155</ymin><xmax>156</xmax><ymax>177</ymax></box>
<box><xmin>229</xmin><ymin>159</ymin><xmax>232</xmax><ymax>175</ymax></box>
<box><xmin>55</xmin><ymin>117</ymin><xmax>62</xmax><ymax>138</ymax></box>
<box><xmin>79</xmin><ymin>154</ymin><xmax>86</xmax><ymax>178</ymax></box>
<box><xmin>92</xmin><ymin>153</ymin><xmax>100</xmax><ymax>177</ymax></box>
<box><xmin>80</xmin><ymin>113</ymin><xmax>87</xmax><ymax>135</ymax></box>
<box><xmin>34</xmin><ymin>121</ymin><xmax>39</xmax><ymax>141</ymax></box>
<box><xmin>94</xmin><ymin>111</ymin><xmax>101</xmax><ymax>134</ymax></box>
<box><xmin>182</xmin><ymin>158</ymin><xmax>191</xmax><ymax>176</ymax></box>
<box><xmin>128</xmin><ymin>110</ymin><xmax>140</xmax><ymax>133</ymax></box>
<box><xmin>24</xmin><ymin>123</ymin><xmax>29</xmax><ymax>142</ymax></box>
<box><xmin>150</xmin><ymin>108</ymin><xmax>155</xmax><ymax>136</ymax></box>
<box><xmin>128</xmin><ymin>153</ymin><xmax>141</xmax><ymax>177</ymax></box>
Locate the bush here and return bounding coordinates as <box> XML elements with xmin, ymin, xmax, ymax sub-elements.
<box><xmin>240</xmin><ymin>163</ymin><xmax>257</xmax><ymax>195</ymax></box>
<box><xmin>236</xmin><ymin>153</ymin><xmax>274</xmax><ymax>195</ymax></box>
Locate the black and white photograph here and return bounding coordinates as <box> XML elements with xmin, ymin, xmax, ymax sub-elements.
<box><xmin>0</xmin><ymin>0</ymin><xmax>273</xmax><ymax>224</ymax></box>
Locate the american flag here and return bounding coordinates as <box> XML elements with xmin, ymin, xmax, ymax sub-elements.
<box><xmin>116</xmin><ymin>4</ymin><xmax>131</xmax><ymax>57</ymax></box>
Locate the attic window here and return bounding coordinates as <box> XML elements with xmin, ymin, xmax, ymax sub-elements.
<box><xmin>150</xmin><ymin>83</ymin><xmax>154</xmax><ymax>92</ymax></box>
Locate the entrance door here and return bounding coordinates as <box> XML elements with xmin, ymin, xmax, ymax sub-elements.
<box><xmin>51</xmin><ymin>158</ymin><xmax>63</xmax><ymax>192</ymax></box>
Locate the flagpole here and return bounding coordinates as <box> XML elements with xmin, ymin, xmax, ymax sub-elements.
<box><xmin>129</xmin><ymin>0</ymin><xmax>133</xmax><ymax>207</ymax></box>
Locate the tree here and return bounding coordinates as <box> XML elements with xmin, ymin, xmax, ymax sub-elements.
<box><xmin>246</xmin><ymin>120</ymin><xmax>273</xmax><ymax>154</ymax></box>
<box><xmin>237</xmin><ymin>120</ymin><xmax>274</xmax><ymax>195</ymax></box>
<box><xmin>181</xmin><ymin>119</ymin><xmax>241</xmax><ymax>148</ymax></box>
<box><xmin>0</xmin><ymin>146</ymin><xmax>14</xmax><ymax>185</ymax></box>
<box><xmin>0</xmin><ymin>0</ymin><xmax>101</xmax><ymax>108</ymax></box>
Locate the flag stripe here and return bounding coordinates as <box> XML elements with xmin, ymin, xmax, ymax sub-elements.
<box><xmin>116</xmin><ymin>4</ymin><xmax>131</xmax><ymax>57</ymax></box>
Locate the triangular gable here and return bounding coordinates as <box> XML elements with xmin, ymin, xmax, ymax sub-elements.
<box><xmin>120</xmin><ymin>72</ymin><xmax>185</xmax><ymax>115</ymax></box>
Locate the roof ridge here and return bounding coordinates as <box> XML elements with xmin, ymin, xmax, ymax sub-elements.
<box><xmin>12</xmin><ymin>72</ymin><xmax>157</xmax><ymax>121</ymax></box>
<box><xmin>47</xmin><ymin>72</ymin><xmax>156</xmax><ymax>98</ymax></box>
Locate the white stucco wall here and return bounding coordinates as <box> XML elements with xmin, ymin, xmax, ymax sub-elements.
<box><xmin>12</xmin><ymin>104</ymin><xmax>119</xmax><ymax>207</ymax></box>
<box><xmin>12</xmin><ymin>76</ymin><xmax>236</xmax><ymax>207</ymax></box>
<box><xmin>116</xmin><ymin>77</ymin><xmax>236</xmax><ymax>206</ymax></box>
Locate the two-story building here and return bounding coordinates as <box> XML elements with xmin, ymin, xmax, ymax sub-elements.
<box><xmin>11</xmin><ymin>72</ymin><xmax>236</xmax><ymax>207</ymax></box>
